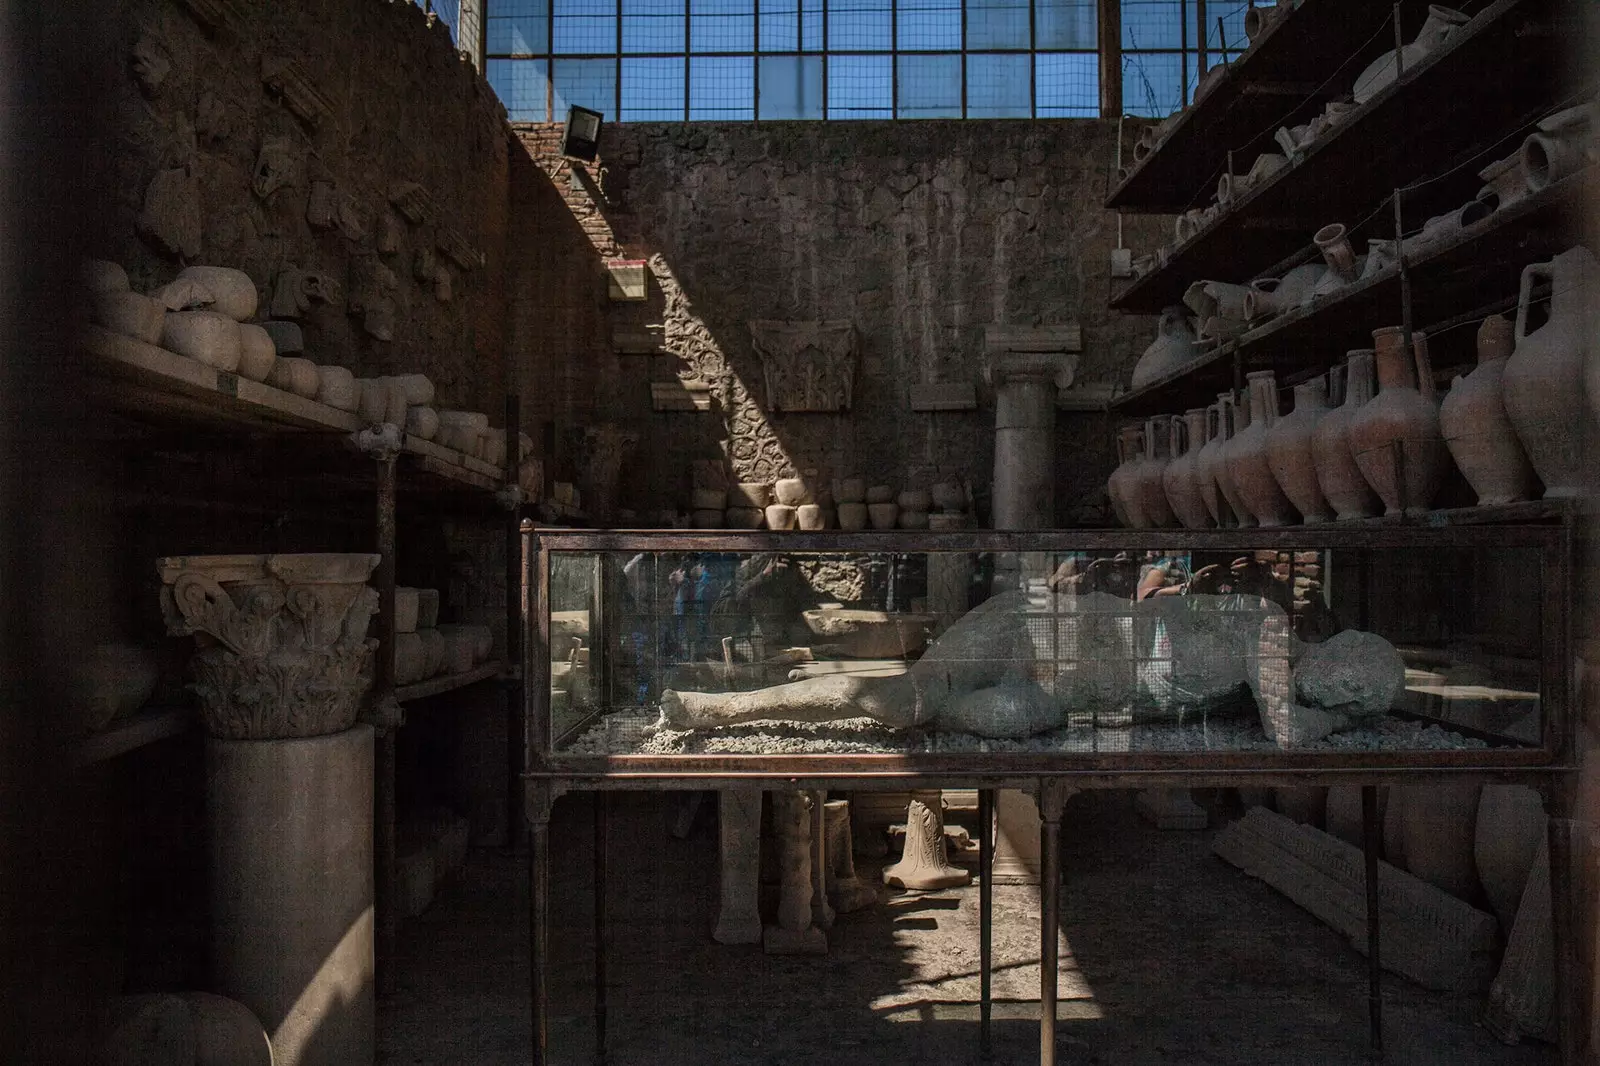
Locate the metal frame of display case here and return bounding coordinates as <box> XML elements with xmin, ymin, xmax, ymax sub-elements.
<box><xmin>521</xmin><ymin>521</ymin><xmax>1582</xmax><ymax>1066</ymax></box>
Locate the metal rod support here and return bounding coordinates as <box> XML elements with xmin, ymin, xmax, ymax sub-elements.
<box><xmin>374</xmin><ymin>456</ymin><xmax>398</xmax><ymax>996</ymax></box>
<box><xmin>595</xmin><ymin>792</ymin><xmax>609</xmax><ymax>1065</ymax></box>
<box><xmin>1362</xmin><ymin>785</ymin><xmax>1384</xmax><ymax>1060</ymax></box>
<box><xmin>979</xmin><ymin>788</ymin><xmax>994</xmax><ymax>1059</ymax></box>
<box><xmin>530</xmin><ymin>818</ymin><xmax>551</xmax><ymax>1066</ymax></box>
<box><xmin>1040</xmin><ymin>806</ymin><xmax>1061</xmax><ymax>1066</ymax></box>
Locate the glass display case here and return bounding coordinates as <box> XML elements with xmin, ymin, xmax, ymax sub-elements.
<box><xmin>527</xmin><ymin>524</ymin><xmax>1570</xmax><ymax>777</ymax></box>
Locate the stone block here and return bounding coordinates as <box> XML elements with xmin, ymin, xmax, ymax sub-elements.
<box><xmin>606</xmin><ymin>259</ymin><xmax>648</xmax><ymax>300</ymax></box>
<box><xmin>651</xmin><ymin>379</ymin><xmax>712</xmax><ymax>411</ymax></box>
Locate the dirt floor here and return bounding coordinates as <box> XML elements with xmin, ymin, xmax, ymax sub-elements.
<box><xmin>377</xmin><ymin>789</ymin><xmax>1557</xmax><ymax>1065</ymax></box>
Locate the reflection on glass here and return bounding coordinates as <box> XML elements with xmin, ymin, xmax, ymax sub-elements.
<box><xmin>546</xmin><ymin>546</ymin><xmax>1543</xmax><ymax>756</ymax></box>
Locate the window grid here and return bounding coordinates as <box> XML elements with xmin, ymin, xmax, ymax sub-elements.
<box><xmin>486</xmin><ymin>0</ymin><xmax>1230</xmax><ymax>121</ymax></box>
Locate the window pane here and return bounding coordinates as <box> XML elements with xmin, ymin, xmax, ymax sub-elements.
<box><xmin>691</xmin><ymin>0</ymin><xmax>755</xmax><ymax>51</ymax></box>
<box><xmin>1209</xmin><ymin>2</ymin><xmax>1247</xmax><ymax>58</ymax></box>
<box><xmin>1036</xmin><ymin>51</ymin><xmax>1097</xmax><ymax>116</ymax></box>
<box><xmin>488</xmin><ymin>0</ymin><xmax>549</xmax><ymax>54</ymax></box>
<box><xmin>624</xmin><ymin>0</ymin><xmax>685</xmax><ymax>52</ymax></box>
<box><xmin>760</xmin><ymin>0</ymin><xmax>800</xmax><ymax>51</ymax></box>
<box><xmin>1036</xmin><ymin>0</ymin><xmax>1095</xmax><ymax>49</ymax></box>
<box><xmin>1122</xmin><ymin>51</ymin><xmax>1184</xmax><ymax>116</ymax></box>
<box><xmin>553</xmin><ymin>0</ymin><xmax>616</xmax><ymax>54</ymax></box>
<box><xmin>758</xmin><ymin>55</ymin><xmax>823</xmax><ymax>118</ymax></box>
<box><xmin>827</xmin><ymin>53</ymin><xmax>892</xmax><ymax>117</ymax></box>
<box><xmin>897</xmin><ymin>0</ymin><xmax>960</xmax><ymax>52</ymax></box>
<box><xmin>622</xmin><ymin>56</ymin><xmax>686</xmax><ymax>118</ymax></box>
<box><xmin>896</xmin><ymin>53</ymin><xmax>960</xmax><ymax>117</ymax></box>
<box><xmin>1122</xmin><ymin>0</ymin><xmax>1184</xmax><ymax>50</ymax></box>
<box><xmin>552</xmin><ymin>57</ymin><xmax>617</xmax><ymax>115</ymax></box>
<box><xmin>689</xmin><ymin>55</ymin><xmax>754</xmax><ymax>118</ymax></box>
<box><xmin>966</xmin><ymin>52</ymin><xmax>1030</xmax><ymax>116</ymax></box>
<box><xmin>966</xmin><ymin>0</ymin><xmax>1029</xmax><ymax>50</ymax></box>
<box><xmin>487</xmin><ymin>58</ymin><xmax>550</xmax><ymax>121</ymax></box>
<box><xmin>803</xmin><ymin>0</ymin><xmax>823</xmax><ymax>50</ymax></box>
<box><xmin>828</xmin><ymin>0</ymin><xmax>891</xmax><ymax>52</ymax></box>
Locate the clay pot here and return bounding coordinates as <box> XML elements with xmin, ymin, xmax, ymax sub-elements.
<box><xmin>1266</xmin><ymin>375</ymin><xmax>1333</xmax><ymax>523</ymax></box>
<box><xmin>1214</xmin><ymin>392</ymin><xmax>1257</xmax><ymax>527</ymax></box>
<box><xmin>69</xmin><ymin>642</ymin><xmax>160</xmax><ymax>733</ymax></box>
<box><xmin>1510</xmin><ymin>246</ymin><xmax>1599</xmax><ymax>497</ymax></box>
<box><xmin>1228</xmin><ymin>371</ymin><xmax>1299</xmax><ymax>526</ymax></box>
<box><xmin>1185</xmin><ymin>281</ymin><xmax>1252</xmax><ymax>343</ymax></box>
<box><xmin>774</xmin><ymin>477</ymin><xmax>811</xmax><ymax>506</ymax></box>
<box><xmin>1440</xmin><ymin>314</ymin><xmax>1539</xmax><ymax>504</ymax></box>
<box><xmin>836</xmin><ymin>502</ymin><xmax>869</xmax><ymax>530</ymax></box>
<box><xmin>391</xmin><ymin>373</ymin><xmax>435</xmax><ymax>407</ymax></box>
<box><xmin>1396</xmin><ymin>782</ymin><xmax>1483</xmax><ymax>902</ymax></box>
<box><xmin>420</xmin><ymin>628</ymin><xmax>446</xmax><ymax>677</ymax></box>
<box><xmin>175</xmin><ymin>265</ymin><xmax>259</xmax><ymax>321</ymax></box>
<box><xmin>1403</xmin><ymin>199</ymin><xmax>1493</xmax><ymax>258</ymax></box>
<box><xmin>1474</xmin><ymin>784</ymin><xmax>1546</xmax><ymax>931</ymax></box>
<box><xmin>930</xmin><ymin>481</ymin><xmax>965</xmax><ymax>513</ymax></box>
<box><xmin>394</xmin><ymin>587</ymin><xmax>421</xmax><ymax>633</ymax></box>
<box><xmin>1191</xmin><ymin>402</ymin><xmax>1229</xmax><ymax>526</ymax></box>
<box><xmin>1243</xmin><ymin>0</ymin><xmax>1285</xmax><ymax>40</ymax></box>
<box><xmin>897</xmin><ymin>488</ymin><xmax>932</xmax><ymax>512</ymax></box>
<box><xmin>316</xmin><ymin>366</ymin><xmax>359</xmax><ymax>412</ymax></box>
<box><xmin>482</xmin><ymin>430</ymin><xmax>509</xmax><ymax>468</ymax></box>
<box><xmin>1134</xmin><ymin>415</ymin><xmax>1178</xmax><ymax>527</ymax></box>
<box><xmin>416</xmin><ymin>589</ymin><xmax>440</xmax><ymax>630</ymax></box>
<box><xmin>265</xmin><ymin>356</ymin><xmax>320</xmax><ymax>399</ymax></box>
<box><xmin>1244</xmin><ymin>262</ymin><xmax>1323</xmax><ymax>321</ymax></box>
<box><xmin>394</xmin><ymin>631</ymin><xmax>427</xmax><ymax>685</ymax></box>
<box><xmin>927</xmin><ymin>512</ymin><xmax>968</xmax><ymax>530</ymax></box>
<box><xmin>1107</xmin><ymin>424</ymin><xmax>1146</xmax><ymax>528</ymax></box>
<box><xmin>358</xmin><ymin>378</ymin><xmax>409</xmax><ymax>426</ymax></box>
<box><xmin>1522</xmin><ymin>127</ymin><xmax>1590</xmax><ymax>194</ymax></box>
<box><xmin>1349</xmin><ymin>327</ymin><xmax>1448</xmax><ymax>517</ymax></box>
<box><xmin>765</xmin><ymin>504</ymin><xmax>797</xmax><ymax>530</ymax></box>
<box><xmin>865</xmin><ymin>484</ymin><xmax>894</xmax><ymax>504</ymax></box>
<box><xmin>235</xmin><ymin>324</ymin><xmax>276</xmax><ymax>383</ymax></box>
<box><xmin>1352</xmin><ymin>4</ymin><xmax>1469</xmax><ymax>103</ymax></box>
<box><xmin>1477</xmin><ymin>152</ymin><xmax>1534</xmax><ymax>212</ymax></box>
<box><xmin>833</xmin><ymin>476</ymin><xmax>866</xmax><ymax>504</ymax></box>
<box><xmin>1360</xmin><ymin>239</ymin><xmax>1399</xmax><ymax>281</ymax></box>
<box><xmin>91</xmin><ymin>290</ymin><xmax>166</xmax><ymax>344</ymax></box>
<box><xmin>1312</xmin><ymin>350</ymin><xmax>1383</xmax><ymax>520</ymax></box>
<box><xmin>1162</xmin><ymin>408</ymin><xmax>1213</xmax><ymax>529</ymax></box>
<box><xmin>406</xmin><ymin>406</ymin><xmax>440</xmax><ymax>440</ymax></box>
<box><xmin>692</xmin><ymin>508</ymin><xmax>724</xmax><ymax>529</ymax></box>
<box><xmin>866</xmin><ymin>502</ymin><xmax>898</xmax><ymax>530</ymax></box>
<box><xmin>437</xmin><ymin>626</ymin><xmax>477</xmax><ymax>675</ymax></box>
<box><xmin>1310</xmin><ymin>223</ymin><xmax>1359</xmax><ymax>300</ymax></box>
<box><xmin>726</xmin><ymin>506</ymin><xmax>765</xmax><ymax>529</ymax></box>
<box><xmin>162</xmin><ymin>311</ymin><xmax>242</xmax><ymax>372</ymax></box>
<box><xmin>691</xmin><ymin>487</ymin><xmax>728</xmax><ymax>511</ymax></box>
<box><xmin>1131</xmin><ymin>306</ymin><xmax>1199</xmax><ymax>390</ymax></box>
<box><xmin>896</xmin><ymin>509</ymin><xmax>929</xmax><ymax>530</ymax></box>
<box><xmin>730</xmin><ymin>482</ymin><xmax>771</xmax><ymax>508</ymax></box>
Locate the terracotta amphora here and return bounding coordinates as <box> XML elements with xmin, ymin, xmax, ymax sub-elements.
<box><xmin>1312</xmin><ymin>351</ymin><xmax>1383</xmax><ymax>520</ymax></box>
<box><xmin>1107</xmin><ymin>424</ymin><xmax>1146</xmax><ymax>528</ymax></box>
<box><xmin>1349</xmin><ymin>327</ymin><xmax>1448</xmax><ymax>516</ymax></box>
<box><xmin>1213</xmin><ymin>392</ymin><xmax>1257</xmax><ymax>527</ymax></box>
<box><xmin>1266</xmin><ymin>375</ymin><xmax>1334</xmax><ymax>523</ymax></box>
<box><xmin>1192</xmin><ymin>402</ymin><xmax>1229</xmax><ymax>526</ymax></box>
<box><xmin>1131</xmin><ymin>307</ymin><xmax>1199</xmax><ymax>390</ymax></box>
<box><xmin>1134</xmin><ymin>415</ymin><xmax>1178</xmax><ymax>527</ymax></box>
<box><xmin>1507</xmin><ymin>245</ymin><xmax>1599</xmax><ymax>497</ymax></box>
<box><xmin>1440</xmin><ymin>314</ymin><xmax>1540</xmax><ymax>504</ymax></box>
<box><xmin>1228</xmin><ymin>371</ymin><xmax>1300</xmax><ymax>526</ymax></box>
<box><xmin>1162</xmin><ymin>408</ymin><xmax>1214</xmax><ymax>529</ymax></box>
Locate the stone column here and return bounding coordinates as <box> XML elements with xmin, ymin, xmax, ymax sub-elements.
<box><xmin>984</xmin><ymin>332</ymin><xmax>1079</xmax><ymax>884</ymax></box>
<box><xmin>764</xmin><ymin>791</ymin><xmax>826</xmax><ymax>954</ymax></box>
<box><xmin>823</xmin><ymin>800</ymin><xmax>879</xmax><ymax>912</ymax></box>
<box><xmin>712</xmin><ymin>790</ymin><xmax>763</xmax><ymax>945</ymax></box>
<box><xmin>884</xmin><ymin>790</ymin><xmax>971</xmax><ymax>891</ymax></box>
<box><xmin>158</xmin><ymin>553</ymin><xmax>381</xmax><ymax>1066</ymax></box>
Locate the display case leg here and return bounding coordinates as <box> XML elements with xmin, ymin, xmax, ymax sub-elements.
<box><xmin>1545</xmin><ymin>783</ymin><xmax>1579</xmax><ymax>1066</ymax></box>
<box><xmin>1361</xmin><ymin>785</ymin><xmax>1384</xmax><ymax>1061</ymax></box>
<box><xmin>595</xmin><ymin>791</ymin><xmax>609</xmax><ymax>1066</ymax></box>
<box><xmin>979</xmin><ymin>788</ymin><xmax>994</xmax><ymax>1060</ymax></box>
<box><xmin>1039</xmin><ymin>798</ymin><xmax>1062</xmax><ymax>1066</ymax></box>
<box><xmin>528</xmin><ymin>785</ymin><xmax>552</xmax><ymax>1066</ymax></box>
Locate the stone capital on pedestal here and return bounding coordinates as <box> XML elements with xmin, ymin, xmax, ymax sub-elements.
<box><xmin>982</xmin><ymin>325</ymin><xmax>1081</xmax><ymax>392</ymax></box>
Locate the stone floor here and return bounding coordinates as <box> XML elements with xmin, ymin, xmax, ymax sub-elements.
<box><xmin>377</xmin><ymin>790</ymin><xmax>1556</xmax><ymax>1065</ymax></box>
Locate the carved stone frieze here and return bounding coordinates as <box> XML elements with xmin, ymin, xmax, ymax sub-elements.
<box><xmin>436</xmin><ymin>226</ymin><xmax>482</xmax><ymax>271</ymax></box>
<box><xmin>270</xmin><ymin>267</ymin><xmax>338</xmax><ymax>319</ymax></box>
<box><xmin>261</xmin><ymin>55</ymin><xmax>335</xmax><ymax>131</ymax></box>
<box><xmin>388</xmin><ymin>182</ymin><xmax>435</xmax><ymax>225</ymax></box>
<box><xmin>748</xmin><ymin>320</ymin><xmax>859</xmax><ymax>412</ymax></box>
<box><xmin>176</xmin><ymin>0</ymin><xmax>243</xmax><ymax>36</ymax></box>
<box><xmin>157</xmin><ymin>553</ymin><xmax>381</xmax><ymax>740</ymax></box>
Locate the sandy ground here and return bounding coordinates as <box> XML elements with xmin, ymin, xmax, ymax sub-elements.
<box><xmin>378</xmin><ymin>789</ymin><xmax>1555</xmax><ymax>1065</ymax></box>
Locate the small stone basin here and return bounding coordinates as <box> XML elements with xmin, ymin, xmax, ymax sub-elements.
<box><xmin>801</xmin><ymin>608</ymin><xmax>936</xmax><ymax>659</ymax></box>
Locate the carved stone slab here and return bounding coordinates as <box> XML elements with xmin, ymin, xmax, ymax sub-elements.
<box><xmin>606</xmin><ymin>260</ymin><xmax>648</xmax><ymax>301</ymax></box>
<box><xmin>652</xmin><ymin>378</ymin><xmax>712</xmax><ymax>412</ymax></box>
<box><xmin>261</xmin><ymin>56</ymin><xmax>334</xmax><ymax>130</ymax></box>
<box><xmin>748</xmin><ymin>320</ymin><xmax>858</xmax><ymax>412</ymax></box>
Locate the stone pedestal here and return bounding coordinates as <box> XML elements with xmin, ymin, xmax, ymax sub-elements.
<box><xmin>713</xmin><ymin>790</ymin><xmax>763</xmax><ymax>945</ymax></box>
<box><xmin>824</xmin><ymin>799</ymin><xmax>880</xmax><ymax>912</ymax></box>
<box><xmin>765</xmin><ymin>791</ymin><xmax>826</xmax><ymax>954</ymax></box>
<box><xmin>1136</xmin><ymin>788</ymin><xmax>1208</xmax><ymax>830</ymax></box>
<box><xmin>208</xmin><ymin>726</ymin><xmax>375</xmax><ymax>1066</ymax></box>
<box><xmin>991</xmin><ymin>787</ymin><xmax>1044</xmax><ymax>884</ymax></box>
<box><xmin>809</xmin><ymin>790</ymin><xmax>836</xmax><ymax>930</ymax></box>
<box><xmin>884</xmin><ymin>790</ymin><xmax>971</xmax><ymax>891</ymax></box>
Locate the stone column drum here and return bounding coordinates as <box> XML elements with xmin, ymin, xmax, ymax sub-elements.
<box><xmin>713</xmin><ymin>790</ymin><xmax>763</xmax><ymax>945</ymax></box>
<box><xmin>159</xmin><ymin>553</ymin><xmax>381</xmax><ymax>1066</ymax></box>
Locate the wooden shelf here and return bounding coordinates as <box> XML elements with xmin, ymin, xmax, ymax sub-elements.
<box><xmin>77</xmin><ymin>706</ymin><xmax>193</xmax><ymax>765</ymax></box>
<box><xmin>1107</xmin><ymin>0</ymin><xmax>1412</xmax><ymax>211</ymax></box>
<box><xmin>1108</xmin><ymin>166</ymin><xmax>1591</xmax><ymax>415</ymax></box>
<box><xmin>1110</xmin><ymin>0</ymin><xmax>1564</xmax><ymax>313</ymax></box>
<box><xmin>395</xmin><ymin>660</ymin><xmax>505</xmax><ymax>703</ymax></box>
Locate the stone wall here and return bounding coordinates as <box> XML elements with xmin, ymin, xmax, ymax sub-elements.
<box><xmin>97</xmin><ymin>0</ymin><xmax>511</xmax><ymax>412</ymax></box>
<box><xmin>507</xmin><ymin>119</ymin><xmax>1168</xmax><ymax>524</ymax></box>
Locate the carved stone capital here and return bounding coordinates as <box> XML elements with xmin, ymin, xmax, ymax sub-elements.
<box><xmin>983</xmin><ymin>347</ymin><xmax>1080</xmax><ymax>392</ymax></box>
<box><xmin>748</xmin><ymin>319</ymin><xmax>859</xmax><ymax>412</ymax></box>
<box><xmin>157</xmin><ymin>554</ymin><xmax>380</xmax><ymax>739</ymax></box>
<box><xmin>350</xmin><ymin>422</ymin><xmax>403</xmax><ymax>461</ymax></box>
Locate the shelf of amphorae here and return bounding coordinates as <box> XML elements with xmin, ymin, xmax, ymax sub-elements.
<box><xmin>1106</xmin><ymin>166</ymin><xmax>1592</xmax><ymax>417</ymax></box>
<box><xmin>85</xmin><ymin>326</ymin><xmax>507</xmax><ymax>493</ymax></box>
<box><xmin>1109</xmin><ymin>0</ymin><xmax>1565</xmax><ymax>313</ymax></box>
<box><xmin>394</xmin><ymin>660</ymin><xmax>507</xmax><ymax>704</ymax></box>
<box><xmin>1105</xmin><ymin>0</ymin><xmax>1416</xmax><ymax>212</ymax></box>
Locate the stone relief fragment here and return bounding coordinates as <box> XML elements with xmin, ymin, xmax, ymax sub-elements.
<box><xmin>348</xmin><ymin>256</ymin><xmax>398</xmax><ymax>341</ymax></box>
<box><xmin>748</xmin><ymin>320</ymin><xmax>860</xmax><ymax>412</ymax></box>
<box><xmin>138</xmin><ymin>167</ymin><xmax>202</xmax><ymax>259</ymax></box>
<box><xmin>270</xmin><ymin>268</ymin><xmax>339</xmax><ymax>319</ymax></box>
<box><xmin>131</xmin><ymin>31</ymin><xmax>173</xmax><ymax>97</ymax></box>
<box><xmin>252</xmin><ymin>135</ymin><xmax>304</xmax><ymax>201</ymax></box>
<box><xmin>261</xmin><ymin>55</ymin><xmax>335</xmax><ymax>131</ymax></box>
<box><xmin>175</xmin><ymin>0</ymin><xmax>243</xmax><ymax>36</ymax></box>
<box><xmin>388</xmin><ymin>182</ymin><xmax>435</xmax><ymax>225</ymax></box>
<box><xmin>436</xmin><ymin>227</ymin><xmax>482</xmax><ymax>271</ymax></box>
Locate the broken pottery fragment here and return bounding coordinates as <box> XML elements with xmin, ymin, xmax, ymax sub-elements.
<box><xmin>265</xmin><ymin>356</ymin><xmax>319</xmax><ymax>399</ymax></box>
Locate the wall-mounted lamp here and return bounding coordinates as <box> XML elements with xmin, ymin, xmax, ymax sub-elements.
<box><xmin>561</xmin><ymin>106</ymin><xmax>603</xmax><ymax>162</ymax></box>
